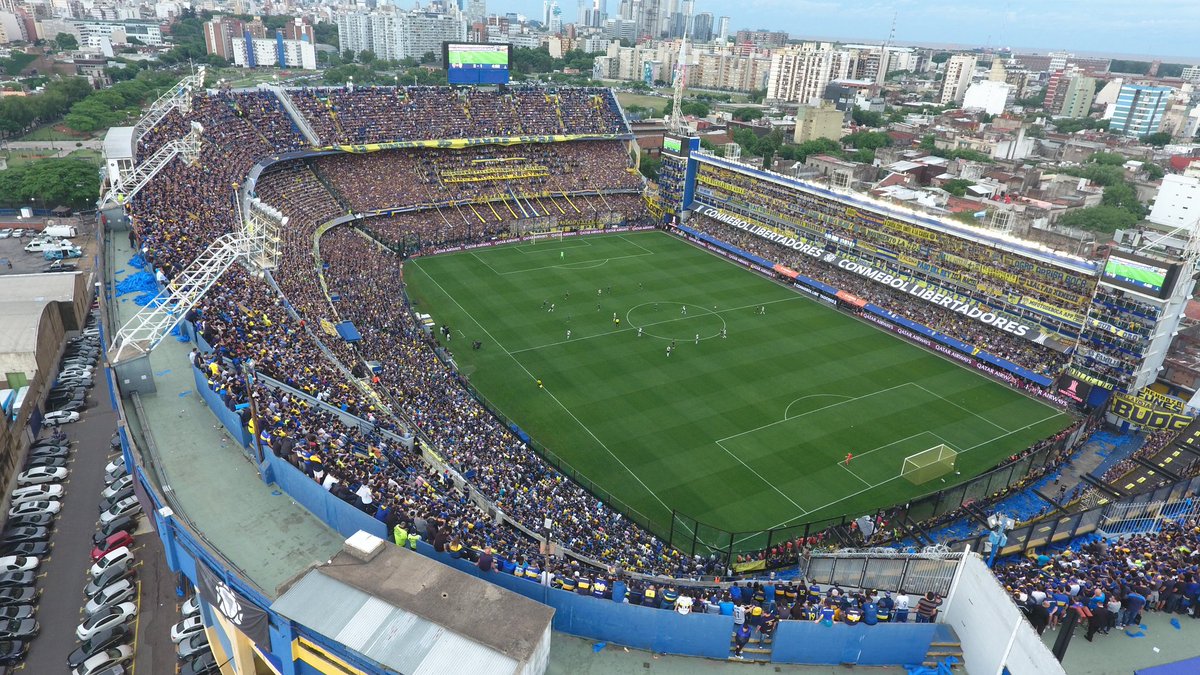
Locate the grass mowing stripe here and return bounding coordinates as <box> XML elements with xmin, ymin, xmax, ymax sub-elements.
<box><xmin>407</xmin><ymin>258</ymin><xmax>676</xmax><ymax>523</ymax></box>
<box><xmin>405</xmin><ymin>231</ymin><xmax>1072</xmax><ymax>534</ymax></box>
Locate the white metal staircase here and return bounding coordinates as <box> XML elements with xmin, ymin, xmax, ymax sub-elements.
<box><xmin>132</xmin><ymin>66</ymin><xmax>205</xmax><ymax>157</ymax></box>
<box><xmin>104</xmin><ymin>122</ymin><xmax>203</xmax><ymax>207</ymax></box>
<box><xmin>109</xmin><ymin>198</ymin><xmax>286</xmax><ymax>364</ymax></box>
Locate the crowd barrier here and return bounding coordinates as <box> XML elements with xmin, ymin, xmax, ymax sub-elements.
<box><xmin>189</xmin><ymin>365</ymin><xmax>253</xmax><ymax>448</ymax></box>
<box><xmin>181</xmin><ymin>361</ymin><xmax>945</xmax><ymax>666</ymax></box>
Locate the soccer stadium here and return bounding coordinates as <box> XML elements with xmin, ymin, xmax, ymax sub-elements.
<box><xmin>68</xmin><ymin>67</ymin><xmax>1200</xmax><ymax>675</ymax></box>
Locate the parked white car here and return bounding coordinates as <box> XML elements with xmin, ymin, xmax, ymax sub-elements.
<box><xmin>16</xmin><ymin>466</ymin><xmax>67</xmax><ymax>486</ymax></box>
<box><xmin>89</xmin><ymin>547</ymin><xmax>133</xmax><ymax>579</ymax></box>
<box><xmin>10</xmin><ymin>484</ymin><xmax>64</xmax><ymax>504</ymax></box>
<box><xmin>42</xmin><ymin>410</ymin><xmax>80</xmax><ymax>426</ymax></box>
<box><xmin>8</xmin><ymin>500</ymin><xmax>61</xmax><ymax>518</ymax></box>
<box><xmin>170</xmin><ymin>615</ymin><xmax>204</xmax><ymax>644</ymax></box>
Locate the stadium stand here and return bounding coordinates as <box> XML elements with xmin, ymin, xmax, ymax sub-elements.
<box><xmin>127</xmin><ymin>84</ymin><xmax>1109</xmax><ymax>594</ymax></box>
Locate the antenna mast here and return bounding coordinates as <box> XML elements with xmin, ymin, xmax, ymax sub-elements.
<box><xmin>670</xmin><ymin>9</ymin><xmax>691</xmax><ymax>134</ymax></box>
<box><xmin>876</xmin><ymin>11</ymin><xmax>897</xmax><ymax>87</ymax></box>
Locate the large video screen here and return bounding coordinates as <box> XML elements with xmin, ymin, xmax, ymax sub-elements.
<box><xmin>444</xmin><ymin>42</ymin><xmax>511</xmax><ymax>85</ymax></box>
<box><xmin>662</xmin><ymin>134</ymin><xmax>691</xmax><ymax>157</ymax></box>
<box><xmin>1101</xmin><ymin>251</ymin><xmax>1180</xmax><ymax>299</ymax></box>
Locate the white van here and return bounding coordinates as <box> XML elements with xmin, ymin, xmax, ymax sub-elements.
<box><xmin>42</xmin><ymin>225</ymin><xmax>78</xmax><ymax>238</ymax></box>
<box><xmin>23</xmin><ymin>239</ymin><xmax>72</xmax><ymax>253</ymax></box>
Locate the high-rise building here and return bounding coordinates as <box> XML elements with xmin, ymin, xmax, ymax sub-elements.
<box><xmin>282</xmin><ymin>17</ymin><xmax>315</xmax><ymax>44</ymax></box>
<box><xmin>793</xmin><ymin>102</ymin><xmax>844</xmax><ymax>143</ymax></box>
<box><xmin>204</xmin><ymin>15</ymin><xmax>244</xmax><ymax>61</ymax></box>
<box><xmin>1110</xmin><ymin>84</ymin><xmax>1173</xmax><ymax>137</ymax></box>
<box><xmin>691</xmin><ymin>12</ymin><xmax>712</xmax><ymax>42</ymax></box>
<box><xmin>337</xmin><ymin>8</ymin><xmax>467</xmax><ymax>63</ymax></box>
<box><xmin>715</xmin><ymin>16</ymin><xmax>729</xmax><ymax>42</ymax></box>
<box><xmin>635</xmin><ymin>0</ymin><xmax>659</xmax><ymax>38</ymax></box>
<box><xmin>1056</xmin><ymin>75</ymin><xmax>1096</xmax><ymax>118</ymax></box>
<box><xmin>767</xmin><ymin>43</ymin><xmax>851</xmax><ymax>105</ymax></box>
<box><xmin>938</xmin><ymin>54</ymin><xmax>977</xmax><ymax>105</ymax></box>
<box><xmin>735</xmin><ymin>29</ymin><xmax>788</xmax><ymax>48</ymax></box>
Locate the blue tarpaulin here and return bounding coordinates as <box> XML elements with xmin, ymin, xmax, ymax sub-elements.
<box><xmin>1135</xmin><ymin>656</ymin><xmax>1200</xmax><ymax>675</ymax></box>
<box><xmin>334</xmin><ymin>321</ymin><xmax>361</xmax><ymax>342</ymax></box>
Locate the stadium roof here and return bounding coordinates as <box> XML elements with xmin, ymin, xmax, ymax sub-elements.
<box><xmin>0</xmin><ymin>274</ymin><xmax>77</xmax><ymax>377</ymax></box>
<box><xmin>273</xmin><ymin>540</ymin><xmax>552</xmax><ymax>674</ymax></box>
<box><xmin>103</xmin><ymin>126</ymin><xmax>134</xmax><ymax>162</ymax></box>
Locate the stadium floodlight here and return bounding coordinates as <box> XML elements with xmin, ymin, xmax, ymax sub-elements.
<box><xmin>900</xmin><ymin>444</ymin><xmax>958</xmax><ymax>484</ymax></box>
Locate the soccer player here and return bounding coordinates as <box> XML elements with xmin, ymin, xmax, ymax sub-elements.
<box><xmin>566</xmin><ymin>330</ymin><xmax>571</xmax><ymax>339</ymax></box>
<box><xmin>695</xmin><ymin>333</ymin><xmax>700</xmax><ymax>344</ymax></box>
<box><xmin>548</xmin><ymin>303</ymin><xmax>555</xmax><ymax>312</ymax></box>
<box><xmin>537</xmin><ymin>379</ymin><xmax>543</xmax><ymax>389</ymax></box>
<box><xmin>542</xmin><ymin>299</ymin><xmax>547</xmax><ymax>309</ymax></box>
<box><xmin>758</xmin><ymin>305</ymin><xmax>766</xmax><ymax>315</ymax></box>
<box><xmin>614</xmin><ymin>318</ymin><xmax>620</xmax><ymax>327</ymax></box>
<box><xmin>721</xmin><ymin>327</ymin><xmax>727</xmax><ymax>339</ymax></box>
<box><xmin>845</xmin><ymin>451</ymin><xmax>854</xmax><ymax>466</ymax></box>
<box><xmin>612</xmin><ymin>312</ymin><xmax>618</xmax><ymax>321</ymax></box>
<box><xmin>681</xmin><ymin>305</ymin><xmax>687</xmax><ymax>315</ymax></box>
<box><xmin>637</xmin><ymin>327</ymin><xmax>643</xmax><ymax>337</ymax></box>
<box><xmin>597</xmin><ymin>288</ymin><xmax>602</xmax><ymax>295</ymax></box>
<box><xmin>666</xmin><ymin>345</ymin><xmax>672</xmax><ymax>357</ymax></box>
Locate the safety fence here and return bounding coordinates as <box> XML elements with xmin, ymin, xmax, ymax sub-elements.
<box><xmin>951</xmin><ymin>475</ymin><xmax>1200</xmax><ymax>556</ymax></box>
<box><xmin>803</xmin><ymin>550</ymin><xmax>963</xmax><ymax>598</ymax></box>
<box><xmin>667</xmin><ymin>420</ymin><xmax>1089</xmax><ymax>566</ymax></box>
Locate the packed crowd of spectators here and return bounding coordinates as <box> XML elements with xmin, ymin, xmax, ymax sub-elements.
<box><xmin>686</xmin><ymin>214</ymin><xmax>1070</xmax><ymax>378</ymax></box>
<box><xmin>695</xmin><ymin>164</ymin><xmax>1097</xmax><ymax>314</ymax></box>
<box><xmin>1101</xmin><ymin>430</ymin><xmax>1180</xmax><ymax>484</ymax></box>
<box><xmin>314</xmin><ymin>141</ymin><xmax>641</xmax><ymax>213</ymax></box>
<box><xmin>289</xmin><ymin>86</ymin><xmax>629</xmax><ymax>145</ymax></box>
<box><xmin>127</xmin><ymin>85</ymin><xmax>1093</xmax><ymax>594</ymax></box>
<box><xmin>995</xmin><ymin>520</ymin><xmax>1200</xmax><ymax>639</ymax></box>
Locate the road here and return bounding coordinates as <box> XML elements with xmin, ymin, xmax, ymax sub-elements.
<box><xmin>15</xmin><ymin>353</ymin><xmax>180</xmax><ymax>674</ymax></box>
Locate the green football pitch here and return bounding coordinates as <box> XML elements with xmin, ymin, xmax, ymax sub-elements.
<box><xmin>404</xmin><ymin>231</ymin><xmax>1072</xmax><ymax>542</ymax></box>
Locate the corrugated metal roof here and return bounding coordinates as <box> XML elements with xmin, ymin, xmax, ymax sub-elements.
<box><xmin>273</xmin><ymin>571</ymin><xmax>519</xmax><ymax>675</ymax></box>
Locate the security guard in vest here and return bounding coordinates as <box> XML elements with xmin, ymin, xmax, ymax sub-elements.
<box><xmin>392</xmin><ymin>524</ymin><xmax>409</xmax><ymax>549</ymax></box>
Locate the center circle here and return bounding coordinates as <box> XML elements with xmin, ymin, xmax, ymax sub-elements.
<box><xmin>625</xmin><ymin>302</ymin><xmax>728</xmax><ymax>342</ymax></box>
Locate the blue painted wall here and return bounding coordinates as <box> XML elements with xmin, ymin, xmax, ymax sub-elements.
<box><xmin>263</xmin><ymin>451</ymin><xmax>388</xmax><ymax>540</ymax></box>
<box><xmin>132</xmin><ymin>363</ymin><xmax>943</xmax><ymax>669</ymax></box>
<box><xmin>191</xmin><ymin>365</ymin><xmax>253</xmax><ymax>447</ymax></box>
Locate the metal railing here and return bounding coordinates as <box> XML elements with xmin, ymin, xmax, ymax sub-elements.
<box><xmin>952</xmin><ymin>476</ymin><xmax>1200</xmax><ymax>556</ymax></box>
<box><xmin>803</xmin><ymin>549</ymin><xmax>965</xmax><ymax>597</ymax></box>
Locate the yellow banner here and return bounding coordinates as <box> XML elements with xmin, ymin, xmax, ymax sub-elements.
<box><xmin>1124</xmin><ymin>388</ymin><xmax>1188</xmax><ymax>414</ymax></box>
<box><xmin>1111</xmin><ymin>393</ymin><xmax>1194</xmax><ymax>430</ymax></box>
<box><xmin>732</xmin><ymin>559</ymin><xmax>767</xmax><ymax>573</ymax></box>
<box><xmin>320</xmin><ymin>319</ymin><xmax>337</xmax><ymax>337</ymax></box>
<box><xmin>1020</xmin><ymin>296</ymin><xmax>1085</xmax><ymax>326</ymax></box>
<box><xmin>315</xmin><ymin>133</ymin><xmax>624</xmax><ymax>154</ymax></box>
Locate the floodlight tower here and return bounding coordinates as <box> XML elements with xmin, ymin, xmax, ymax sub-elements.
<box><xmin>668</xmin><ymin>11</ymin><xmax>691</xmax><ymax>135</ymax></box>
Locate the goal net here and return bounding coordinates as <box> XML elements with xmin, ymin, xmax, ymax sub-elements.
<box><xmin>901</xmin><ymin>444</ymin><xmax>958</xmax><ymax>484</ymax></box>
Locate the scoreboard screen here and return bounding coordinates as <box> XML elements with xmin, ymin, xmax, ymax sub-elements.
<box><xmin>444</xmin><ymin>43</ymin><xmax>511</xmax><ymax>85</ymax></box>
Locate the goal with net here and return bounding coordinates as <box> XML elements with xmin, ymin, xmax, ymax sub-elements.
<box><xmin>901</xmin><ymin>444</ymin><xmax>958</xmax><ymax>484</ymax></box>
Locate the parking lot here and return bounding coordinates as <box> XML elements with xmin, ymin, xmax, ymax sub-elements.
<box><xmin>3</xmin><ymin>325</ymin><xmax>194</xmax><ymax>674</ymax></box>
<box><xmin>0</xmin><ymin>220</ymin><xmax>93</xmax><ymax>276</ymax></box>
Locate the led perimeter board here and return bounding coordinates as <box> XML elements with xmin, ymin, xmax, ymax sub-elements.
<box><xmin>1101</xmin><ymin>251</ymin><xmax>1181</xmax><ymax>299</ymax></box>
<box><xmin>444</xmin><ymin>42</ymin><xmax>511</xmax><ymax>85</ymax></box>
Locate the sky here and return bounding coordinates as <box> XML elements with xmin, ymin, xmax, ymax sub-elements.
<box><xmin>499</xmin><ymin>0</ymin><xmax>1200</xmax><ymax>61</ymax></box>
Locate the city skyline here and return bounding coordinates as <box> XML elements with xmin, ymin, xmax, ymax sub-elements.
<box><xmin>501</xmin><ymin>0</ymin><xmax>1200</xmax><ymax>61</ymax></box>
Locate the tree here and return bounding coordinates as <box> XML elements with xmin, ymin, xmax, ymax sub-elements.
<box><xmin>1057</xmin><ymin>206</ymin><xmax>1140</xmax><ymax>234</ymax></box>
<box><xmin>0</xmin><ymin>159</ymin><xmax>99</xmax><ymax>209</ymax></box>
<box><xmin>851</xmin><ymin>108</ymin><xmax>886</xmax><ymax>127</ymax></box>
<box><xmin>1144</xmin><ymin>163</ymin><xmax>1165</xmax><ymax>181</ymax></box>
<box><xmin>941</xmin><ymin>179</ymin><xmax>975</xmax><ymax>197</ymax></box>
<box><xmin>747</xmin><ymin>89</ymin><xmax>767</xmax><ymax>104</ymax></box>
<box><xmin>932</xmin><ymin>52</ymin><xmax>952</xmax><ymax>64</ymax></box>
<box><xmin>55</xmin><ymin>32</ymin><xmax>79</xmax><ymax>51</ymax></box>
<box><xmin>1101</xmin><ymin>182</ymin><xmax>1146</xmax><ymax>218</ymax></box>
<box><xmin>731</xmin><ymin>107</ymin><xmax>763</xmax><ymax>122</ymax></box>
<box><xmin>1141</xmin><ymin>131</ymin><xmax>1173</xmax><ymax>147</ymax></box>
<box><xmin>359</xmin><ymin>50</ymin><xmax>377</xmax><ymax>64</ymax></box>
<box><xmin>1089</xmin><ymin>152</ymin><xmax>1127</xmax><ymax>166</ymax></box>
<box><xmin>776</xmin><ymin>137</ymin><xmax>843</xmax><ymax>163</ymax></box>
<box><xmin>639</xmin><ymin>155</ymin><xmax>661</xmax><ymax>180</ymax></box>
<box><xmin>919</xmin><ymin>134</ymin><xmax>936</xmax><ymax>151</ymax></box>
<box><xmin>841</xmin><ymin>130</ymin><xmax>892</xmax><ymax>150</ymax></box>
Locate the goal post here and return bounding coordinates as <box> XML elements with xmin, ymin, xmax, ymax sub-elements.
<box><xmin>901</xmin><ymin>444</ymin><xmax>958</xmax><ymax>484</ymax></box>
